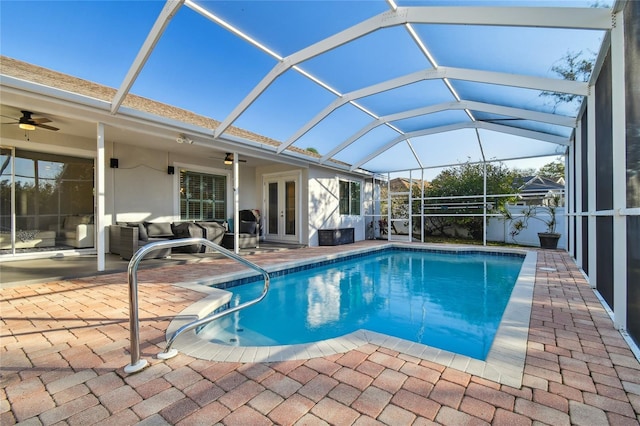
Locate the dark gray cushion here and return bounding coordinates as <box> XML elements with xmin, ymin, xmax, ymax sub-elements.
<box><xmin>127</xmin><ymin>222</ymin><xmax>148</xmax><ymax>241</ymax></box>
<box><xmin>221</xmin><ymin>232</ymin><xmax>258</xmax><ymax>249</ymax></box>
<box><xmin>170</xmin><ymin>222</ymin><xmax>202</xmax><ymax>238</ymax></box>
<box><xmin>239</xmin><ymin>209</ymin><xmax>259</xmax><ymax>221</ymax></box>
<box><xmin>196</xmin><ymin>222</ymin><xmax>226</xmax><ymax>244</ymax></box>
<box><xmin>144</xmin><ymin>222</ymin><xmax>173</xmax><ymax>238</ymax></box>
<box><xmin>170</xmin><ymin>222</ymin><xmax>204</xmax><ymax>253</ymax></box>
<box><xmin>239</xmin><ymin>220</ymin><xmax>257</xmax><ymax>234</ymax></box>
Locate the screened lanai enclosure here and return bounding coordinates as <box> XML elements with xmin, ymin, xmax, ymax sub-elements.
<box><xmin>99</xmin><ymin>0</ymin><xmax>628</xmax><ymax>254</ymax></box>
<box><xmin>122</xmin><ymin>0</ymin><xmax>596</xmax><ymax>171</ymax></box>
<box><xmin>1</xmin><ymin>1</ymin><xmax>638</xmax><ymax>350</ymax></box>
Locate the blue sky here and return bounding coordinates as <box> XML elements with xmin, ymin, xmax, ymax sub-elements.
<box><xmin>0</xmin><ymin>0</ymin><xmax>610</xmax><ymax>174</ymax></box>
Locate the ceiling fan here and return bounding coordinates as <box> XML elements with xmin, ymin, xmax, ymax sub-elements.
<box><xmin>209</xmin><ymin>153</ymin><xmax>247</xmax><ymax>165</ymax></box>
<box><xmin>2</xmin><ymin>110</ymin><xmax>59</xmax><ymax>131</ymax></box>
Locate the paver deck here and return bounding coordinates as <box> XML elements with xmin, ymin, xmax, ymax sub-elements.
<box><xmin>2</xmin><ymin>241</ymin><xmax>639</xmax><ymax>425</ymax></box>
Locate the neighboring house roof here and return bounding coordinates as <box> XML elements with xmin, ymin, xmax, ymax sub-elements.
<box><xmin>387</xmin><ymin>177</ymin><xmax>430</xmax><ymax>193</ymax></box>
<box><xmin>516</xmin><ymin>175</ymin><xmax>564</xmax><ymax>195</ymax></box>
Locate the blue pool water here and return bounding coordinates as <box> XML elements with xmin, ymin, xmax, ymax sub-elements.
<box><xmin>198</xmin><ymin>249</ymin><xmax>524</xmax><ymax>360</ymax></box>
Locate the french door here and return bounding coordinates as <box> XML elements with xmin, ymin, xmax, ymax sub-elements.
<box><xmin>264</xmin><ymin>173</ymin><xmax>299</xmax><ymax>243</ymax></box>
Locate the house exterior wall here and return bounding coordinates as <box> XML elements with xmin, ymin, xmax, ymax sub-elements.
<box><xmin>109</xmin><ymin>143</ymin><xmax>177</xmax><ymax>223</ymax></box>
<box><xmin>0</xmin><ymin>132</ymin><xmax>268</xmax><ymax>254</ymax></box>
<box><xmin>108</xmin><ymin>143</ymin><xmax>260</xmax><ymax>224</ymax></box>
<box><xmin>307</xmin><ymin>166</ymin><xmax>365</xmax><ymax>246</ymax></box>
<box><xmin>5</xmin><ymin>125</ymin><xmax>367</xmax><ymax>254</ymax></box>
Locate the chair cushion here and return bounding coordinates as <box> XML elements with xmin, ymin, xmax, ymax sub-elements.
<box><xmin>171</xmin><ymin>222</ymin><xmax>203</xmax><ymax>253</ymax></box>
<box><xmin>127</xmin><ymin>222</ymin><xmax>148</xmax><ymax>241</ymax></box>
<box><xmin>239</xmin><ymin>209</ymin><xmax>259</xmax><ymax>221</ymax></box>
<box><xmin>144</xmin><ymin>222</ymin><xmax>173</xmax><ymax>238</ymax></box>
<box><xmin>196</xmin><ymin>222</ymin><xmax>226</xmax><ymax>244</ymax></box>
<box><xmin>64</xmin><ymin>215</ymin><xmax>92</xmax><ymax>230</ymax></box>
<box><xmin>239</xmin><ymin>220</ymin><xmax>257</xmax><ymax>234</ymax></box>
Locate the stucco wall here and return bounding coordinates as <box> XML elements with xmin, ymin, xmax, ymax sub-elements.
<box><xmin>487</xmin><ymin>206</ymin><xmax>566</xmax><ymax>248</ymax></box>
<box><xmin>110</xmin><ymin>143</ymin><xmax>176</xmax><ymax>223</ymax></box>
<box><xmin>109</xmin><ymin>143</ymin><xmax>260</xmax><ymax>224</ymax></box>
<box><xmin>307</xmin><ymin>166</ymin><xmax>365</xmax><ymax>246</ymax></box>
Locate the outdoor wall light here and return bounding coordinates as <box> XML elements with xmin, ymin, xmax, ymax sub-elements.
<box><xmin>176</xmin><ymin>134</ymin><xmax>193</xmax><ymax>144</ymax></box>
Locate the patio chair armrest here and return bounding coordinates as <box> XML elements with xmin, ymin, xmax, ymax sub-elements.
<box><xmin>109</xmin><ymin>225</ymin><xmax>139</xmax><ymax>260</ymax></box>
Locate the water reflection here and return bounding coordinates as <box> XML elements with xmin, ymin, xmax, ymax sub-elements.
<box><xmin>202</xmin><ymin>250</ymin><xmax>523</xmax><ymax>359</ymax></box>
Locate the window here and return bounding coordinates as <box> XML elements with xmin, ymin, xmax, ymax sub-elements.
<box><xmin>339</xmin><ymin>180</ymin><xmax>361</xmax><ymax>215</ymax></box>
<box><xmin>180</xmin><ymin>170</ymin><xmax>226</xmax><ymax>220</ymax></box>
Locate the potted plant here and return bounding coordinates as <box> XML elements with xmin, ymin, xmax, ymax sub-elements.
<box><xmin>501</xmin><ymin>194</ymin><xmax>562</xmax><ymax>249</ymax></box>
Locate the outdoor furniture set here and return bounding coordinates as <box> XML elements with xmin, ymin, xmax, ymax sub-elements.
<box><xmin>109</xmin><ymin>209</ymin><xmax>261</xmax><ymax>260</ymax></box>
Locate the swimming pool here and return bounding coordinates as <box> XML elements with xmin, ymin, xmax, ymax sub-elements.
<box><xmin>197</xmin><ymin>248</ymin><xmax>524</xmax><ymax>360</ymax></box>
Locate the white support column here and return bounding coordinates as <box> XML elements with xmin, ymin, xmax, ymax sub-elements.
<box><xmin>387</xmin><ymin>172</ymin><xmax>391</xmax><ymax>241</ymax></box>
<box><xmin>483</xmin><ymin>162</ymin><xmax>488</xmax><ymax>246</ymax></box>
<box><xmin>575</xmin><ymin>119</ymin><xmax>583</xmax><ymax>268</ymax></box>
<box><xmin>587</xmin><ymin>89</ymin><xmax>597</xmax><ymax>289</ymax></box>
<box><xmin>408</xmin><ymin>172</ymin><xmax>413</xmax><ymax>243</ymax></box>
<box><xmin>565</xmin><ymin>148</ymin><xmax>572</xmax><ymax>253</ymax></box>
<box><xmin>421</xmin><ymin>168</ymin><xmax>425</xmax><ymax>243</ymax></box>
<box><xmin>96</xmin><ymin>123</ymin><xmax>106</xmax><ymax>271</ymax></box>
<box><xmin>233</xmin><ymin>152</ymin><xmax>239</xmax><ymax>254</ymax></box>
<box><xmin>476</xmin><ymin>129</ymin><xmax>487</xmax><ymax>246</ymax></box>
<box><xmin>611</xmin><ymin>9</ymin><xmax>627</xmax><ymax>330</ymax></box>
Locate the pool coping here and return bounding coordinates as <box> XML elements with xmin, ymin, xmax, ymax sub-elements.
<box><xmin>164</xmin><ymin>243</ymin><xmax>536</xmax><ymax>387</ymax></box>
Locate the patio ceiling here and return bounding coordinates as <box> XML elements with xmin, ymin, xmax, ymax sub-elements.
<box><xmin>0</xmin><ymin>0</ymin><xmax>616</xmax><ymax>174</ymax></box>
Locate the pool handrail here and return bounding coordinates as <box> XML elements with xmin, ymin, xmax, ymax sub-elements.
<box><xmin>124</xmin><ymin>237</ymin><xmax>270</xmax><ymax>374</ymax></box>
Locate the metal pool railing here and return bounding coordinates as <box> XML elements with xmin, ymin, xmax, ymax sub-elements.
<box><xmin>124</xmin><ymin>237</ymin><xmax>270</xmax><ymax>374</ymax></box>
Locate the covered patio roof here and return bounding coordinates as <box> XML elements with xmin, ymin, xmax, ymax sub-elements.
<box><xmin>0</xmin><ymin>0</ymin><xmax>617</xmax><ymax>174</ymax></box>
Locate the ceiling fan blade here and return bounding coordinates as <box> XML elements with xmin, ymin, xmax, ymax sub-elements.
<box><xmin>35</xmin><ymin>123</ymin><xmax>59</xmax><ymax>131</ymax></box>
<box><xmin>32</xmin><ymin>117</ymin><xmax>52</xmax><ymax>124</ymax></box>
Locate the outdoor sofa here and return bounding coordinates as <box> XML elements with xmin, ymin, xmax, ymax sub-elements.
<box><xmin>109</xmin><ymin>220</ymin><xmax>226</xmax><ymax>260</ymax></box>
<box><xmin>109</xmin><ymin>209</ymin><xmax>261</xmax><ymax>260</ymax></box>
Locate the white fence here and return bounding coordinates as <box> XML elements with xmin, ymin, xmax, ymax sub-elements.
<box><xmin>486</xmin><ymin>206</ymin><xmax>566</xmax><ymax>248</ymax></box>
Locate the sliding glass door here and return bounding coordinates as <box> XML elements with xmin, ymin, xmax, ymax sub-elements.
<box><xmin>0</xmin><ymin>148</ymin><xmax>94</xmax><ymax>256</ymax></box>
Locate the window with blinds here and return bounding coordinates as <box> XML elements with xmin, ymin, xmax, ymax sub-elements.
<box><xmin>179</xmin><ymin>170</ymin><xmax>226</xmax><ymax>220</ymax></box>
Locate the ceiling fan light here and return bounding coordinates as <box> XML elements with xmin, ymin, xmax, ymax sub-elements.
<box><xmin>224</xmin><ymin>153</ymin><xmax>233</xmax><ymax>165</ymax></box>
<box><xmin>19</xmin><ymin>123</ymin><xmax>36</xmax><ymax>131</ymax></box>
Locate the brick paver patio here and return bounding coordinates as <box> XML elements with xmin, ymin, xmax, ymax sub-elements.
<box><xmin>2</xmin><ymin>242</ymin><xmax>639</xmax><ymax>425</ymax></box>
